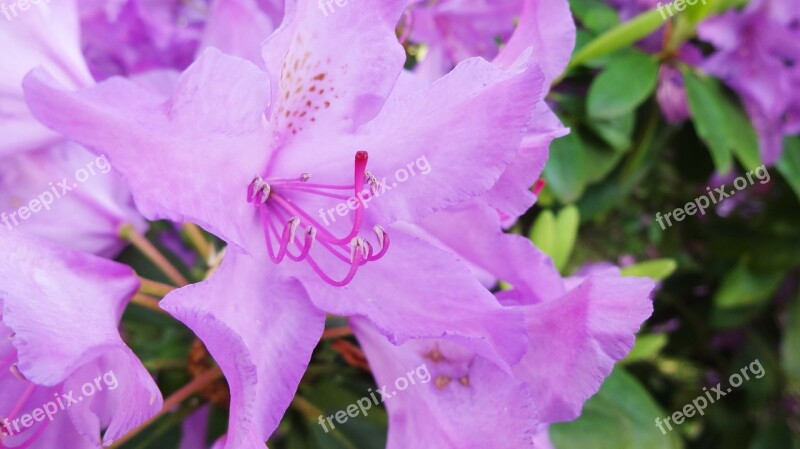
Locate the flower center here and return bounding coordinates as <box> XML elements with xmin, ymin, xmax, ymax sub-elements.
<box><xmin>246</xmin><ymin>151</ymin><xmax>390</xmax><ymax>286</ymax></box>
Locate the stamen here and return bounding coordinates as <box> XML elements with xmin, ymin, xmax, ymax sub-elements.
<box><xmin>250</xmin><ymin>151</ymin><xmax>390</xmax><ymax>286</ymax></box>
<box><xmin>9</xmin><ymin>364</ymin><xmax>26</xmax><ymax>382</ymax></box>
<box><xmin>368</xmin><ymin>226</ymin><xmax>390</xmax><ymax>261</ymax></box>
<box><xmin>350</xmin><ymin>238</ymin><xmax>368</xmax><ymax>263</ymax></box>
<box><xmin>305</xmin><ymin>250</ymin><xmax>363</xmax><ymax>287</ymax></box>
<box><xmin>247</xmin><ymin>176</ymin><xmax>271</xmax><ymax>203</ymax></box>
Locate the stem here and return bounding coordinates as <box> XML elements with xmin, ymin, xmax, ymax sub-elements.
<box><xmin>131</xmin><ymin>293</ymin><xmax>167</xmax><ymax>315</ymax></box>
<box><xmin>137</xmin><ymin>277</ymin><xmax>175</xmax><ymax>298</ymax></box>
<box><xmin>321</xmin><ymin>326</ymin><xmax>353</xmax><ymax>340</ymax></box>
<box><xmin>182</xmin><ymin>223</ymin><xmax>212</xmax><ymax>262</ymax></box>
<box><xmin>120</xmin><ymin>224</ymin><xmax>189</xmax><ymax>287</ymax></box>
<box><xmin>330</xmin><ymin>340</ymin><xmax>370</xmax><ymax>372</ymax></box>
<box><xmin>566</xmin><ymin>6</ymin><xmax>667</xmax><ymax>71</ymax></box>
<box><xmin>291</xmin><ymin>396</ymin><xmax>323</xmax><ymax>421</ymax></box>
<box><xmin>142</xmin><ymin>359</ymin><xmax>186</xmax><ymax>371</ymax></box>
<box><xmin>108</xmin><ymin>365</ymin><xmax>223</xmax><ymax>449</ymax></box>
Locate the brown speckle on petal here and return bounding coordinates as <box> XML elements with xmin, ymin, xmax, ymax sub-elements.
<box><xmin>435</xmin><ymin>376</ymin><xmax>452</xmax><ymax>390</ymax></box>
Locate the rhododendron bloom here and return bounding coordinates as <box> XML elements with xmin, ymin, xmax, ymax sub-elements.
<box><xmin>0</xmin><ymin>232</ymin><xmax>162</xmax><ymax>448</ymax></box>
<box><xmin>0</xmin><ymin>0</ymin><xmax>143</xmax><ymax>256</ymax></box>
<box><xmin>352</xmin><ymin>250</ymin><xmax>654</xmax><ymax>448</ymax></box>
<box><xmin>22</xmin><ymin>0</ymin><xmax>563</xmax><ymax>446</ymax></box>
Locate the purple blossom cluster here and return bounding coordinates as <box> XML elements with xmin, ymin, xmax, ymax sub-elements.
<box><xmin>609</xmin><ymin>0</ymin><xmax>800</xmax><ymax>164</ymax></box>
<box><xmin>1</xmin><ymin>0</ymin><xmax>658</xmax><ymax>448</ymax></box>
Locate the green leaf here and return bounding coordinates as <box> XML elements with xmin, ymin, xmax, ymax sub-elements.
<box><xmin>529</xmin><ymin>210</ymin><xmax>557</xmax><ymax>259</ymax></box>
<box><xmin>713</xmin><ymin>260</ymin><xmax>785</xmax><ymax>309</ymax></box>
<box><xmin>776</xmin><ymin>137</ymin><xmax>800</xmax><ymax>203</ymax></box>
<box><xmin>552</xmin><ymin>205</ymin><xmax>580</xmax><ymax>271</ymax></box>
<box><xmin>568</xmin><ymin>6</ymin><xmax>666</xmax><ymax>69</ymax></box>
<box><xmin>623</xmin><ymin>333</ymin><xmax>669</xmax><ymax>363</ymax></box>
<box><xmin>683</xmin><ymin>71</ymin><xmax>762</xmax><ymax>173</ymax></box>
<box><xmin>551</xmin><ymin>368</ymin><xmax>683</xmax><ymax>449</ymax></box>
<box><xmin>582</xmin><ymin>142</ymin><xmax>628</xmax><ymax>183</ymax></box>
<box><xmin>570</xmin><ymin>0</ymin><xmax>621</xmax><ymax>33</ymax></box>
<box><xmin>544</xmin><ymin>133</ymin><xmax>588</xmax><ymax>203</ymax></box>
<box><xmin>781</xmin><ymin>291</ymin><xmax>800</xmax><ymax>387</ymax></box>
<box><xmin>620</xmin><ymin>258</ymin><xmax>677</xmax><ymax>281</ymax></box>
<box><xmin>302</xmin><ymin>377</ymin><xmax>388</xmax><ymax>449</ymax></box>
<box><xmin>586</xmin><ymin>111</ymin><xmax>635</xmax><ymax>151</ymax></box>
<box><xmin>748</xmin><ymin>420</ymin><xmax>794</xmax><ymax>449</ymax></box>
<box><xmin>587</xmin><ymin>51</ymin><xmax>659</xmax><ymax>120</ymax></box>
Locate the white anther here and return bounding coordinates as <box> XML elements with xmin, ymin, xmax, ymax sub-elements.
<box><xmin>373</xmin><ymin>225</ymin><xmax>386</xmax><ymax>250</ymax></box>
<box><xmin>350</xmin><ymin>237</ymin><xmax>368</xmax><ymax>262</ymax></box>
<box><xmin>250</xmin><ymin>176</ymin><xmax>271</xmax><ymax>203</ymax></box>
<box><xmin>9</xmin><ymin>363</ymin><xmax>27</xmax><ymax>382</ymax></box>
<box><xmin>288</xmin><ymin>216</ymin><xmax>301</xmax><ymax>242</ymax></box>
<box><xmin>365</xmin><ymin>170</ymin><xmax>379</xmax><ymax>188</ymax></box>
<box><xmin>301</xmin><ymin>173</ymin><xmax>311</xmax><ymax>182</ymax></box>
<box><xmin>305</xmin><ymin>227</ymin><xmax>317</xmax><ymax>251</ymax></box>
<box><xmin>259</xmin><ymin>183</ymin><xmax>271</xmax><ymax>203</ymax></box>
<box><xmin>251</xmin><ymin>175</ymin><xmax>263</xmax><ymax>190</ymax></box>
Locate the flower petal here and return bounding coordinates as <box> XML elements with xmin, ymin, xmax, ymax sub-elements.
<box><xmin>0</xmin><ymin>141</ymin><xmax>145</xmax><ymax>257</ymax></box>
<box><xmin>200</xmin><ymin>0</ymin><xmax>279</xmax><ymax>65</ymax></box>
<box><xmin>294</xmin><ymin>228</ymin><xmax>528</xmax><ymax>367</ymax></box>
<box><xmin>0</xmin><ymin>0</ymin><xmax>92</xmax><ymax>157</ymax></box>
<box><xmin>23</xmin><ymin>48</ymin><xmax>273</xmax><ymax>251</ymax></box>
<box><xmin>345</xmin><ymin>55</ymin><xmax>546</xmax><ymax>226</ymax></box>
<box><xmin>493</xmin><ymin>0</ymin><xmax>576</xmax><ymax>84</ymax></box>
<box><xmin>160</xmin><ymin>251</ymin><xmax>326</xmax><ymax>449</ymax></box>
<box><xmin>415</xmin><ymin>199</ymin><xmax>564</xmax><ymax>303</ymax></box>
<box><xmin>352</xmin><ymin>318</ymin><xmax>538</xmax><ymax>449</ymax></box>
<box><xmin>0</xmin><ymin>231</ymin><xmax>161</xmax><ymax>445</ymax></box>
<box><xmin>260</xmin><ymin>0</ymin><xmax>407</xmax><ymax>141</ymax></box>
<box><xmin>513</xmin><ymin>269</ymin><xmax>654</xmax><ymax>422</ymax></box>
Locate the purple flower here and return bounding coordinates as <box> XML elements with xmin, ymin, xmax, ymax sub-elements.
<box><xmin>351</xmin><ymin>244</ymin><xmax>654</xmax><ymax>447</ymax></box>
<box><xmin>78</xmin><ymin>0</ymin><xmax>209</xmax><ymax>79</ymax></box>
<box><xmin>0</xmin><ymin>231</ymin><xmax>162</xmax><ymax>447</ymax></box>
<box><xmin>78</xmin><ymin>0</ymin><xmax>286</xmax><ymax>79</ymax></box>
<box><xmin>22</xmin><ymin>0</ymin><xmax>562</xmax><ymax>445</ymax></box>
<box><xmin>409</xmin><ymin>0</ymin><xmax>576</xmax><ymax>86</ymax></box>
<box><xmin>199</xmin><ymin>0</ymin><xmax>284</xmax><ymax>65</ymax></box>
<box><xmin>698</xmin><ymin>0</ymin><xmax>800</xmax><ymax>164</ymax></box>
<box><xmin>657</xmin><ymin>63</ymin><xmax>691</xmax><ymax>123</ymax></box>
<box><xmin>469</xmin><ymin>0</ymin><xmax>576</xmax><ymax>219</ymax></box>
<box><xmin>0</xmin><ymin>143</ymin><xmax>145</xmax><ymax>257</ymax></box>
<box><xmin>603</xmin><ymin>0</ymin><xmax>699</xmax><ymax>123</ymax></box>
<box><xmin>0</xmin><ymin>0</ymin><xmax>93</xmax><ymax>157</ymax></box>
<box><xmin>0</xmin><ymin>0</ymin><xmax>144</xmax><ymax>255</ymax></box>
<box><xmin>407</xmin><ymin>0</ymin><xmax>522</xmax><ymax>77</ymax></box>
